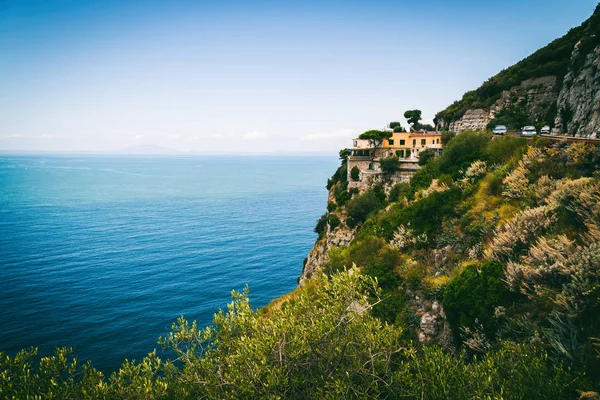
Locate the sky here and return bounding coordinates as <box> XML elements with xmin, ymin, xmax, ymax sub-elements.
<box><xmin>0</xmin><ymin>0</ymin><xmax>598</xmax><ymax>154</ymax></box>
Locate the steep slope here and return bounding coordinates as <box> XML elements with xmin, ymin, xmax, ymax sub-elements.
<box><xmin>435</xmin><ymin>4</ymin><xmax>600</xmax><ymax>137</ymax></box>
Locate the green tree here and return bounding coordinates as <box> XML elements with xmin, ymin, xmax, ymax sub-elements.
<box><xmin>346</xmin><ymin>190</ymin><xmax>386</xmax><ymax>223</ymax></box>
<box><xmin>418</xmin><ymin>148</ymin><xmax>436</xmax><ymax>166</ymax></box>
<box><xmin>379</xmin><ymin>156</ymin><xmax>401</xmax><ymax>174</ymax></box>
<box><xmin>404</xmin><ymin>109</ymin><xmax>422</xmax><ymax>129</ymax></box>
<box><xmin>350</xmin><ymin>165</ymin><xmax>360</xmax><ymax>181</ymax></box>
<box><xmin>339</xmin><ymin>148</ymin><xmax>349</xmax><ymax>162</ymax></box>
<box><xmin>389</xmin><ymin>121</ymin><xmax>401</xmax><ymax>129</ymax></box>
<box><xmin>393</xmin><ymin>125</ymin><xmax>407</xmax><ymax>132</ymax></box>
<box><xmin>358</xmin><ymin>130</ymin><xmax>392</xmax><ymax>150</ymax></box>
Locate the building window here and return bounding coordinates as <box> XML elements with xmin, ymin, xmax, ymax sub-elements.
<box><xmin>421</xmin><ymin>139</ymin><xmax>426</xmax><ymax>146</ymax></box>
<box><xmin>400</xmin><ymin>139</ymin><xmax>405</xmax><ymax>146</ymax></box>
<box><xmin>412</xmin><ymin>139</ymin><xmax>416</xmax><ymax>147</ymax></box>
<box><xmin>388</xmin><ymin>139</ymin><xmax>394</xmax><ymax>145</ymax></box>
<box><xmin>353</xmin><ymin>140</ymin><xmax>357</xmax><ymax>147</ymax></box>
<box><xmin>432</xmin><ymin>139</ymin><xmax>435</xmax><ymax>144</ymax></box>
<box><xmin>436</xmin><ymin>138</ymin><xmax>439</xmax><ymax>144</ymax></box>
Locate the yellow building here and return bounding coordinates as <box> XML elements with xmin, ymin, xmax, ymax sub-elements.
<box><xmin>379</xmin><ymin>131</ymin><xmax>443</xmax><ymax>160</ymax></box>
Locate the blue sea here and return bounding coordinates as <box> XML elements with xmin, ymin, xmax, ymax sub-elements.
<box><xmin>0</xmin><ymin>154</ymin><xmax>337</xmax><ymax>372</ymax></box>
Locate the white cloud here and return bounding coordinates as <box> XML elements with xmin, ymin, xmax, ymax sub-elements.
<box><xmin>242</xmin><ymin>130</ymin><xmax>268</xmax><ymax>140</ymax></box>
<box><xmin>133</xmin><ymin>134</ymin><xmax>144</xmax><ymax>140</ymax></box>
<box><xmin>300</xmin><ymin>128</ymin><xmax>356</xmax><ymax>141</ymax></box>
<box><xmin>166</xmin><ymin>134</ymin><xmax>181</xmax><ymax>140</ymax></box>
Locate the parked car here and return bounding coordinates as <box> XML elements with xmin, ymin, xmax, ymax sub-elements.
<box><xmin>540</xmin><ymin>125</ymin><xmax>551</xmax><ymax>134</ymax></box>
<box><xmin>521</xmin><ymin>126</ymin><xmax>537</xmax><ymax>137</ymax></box>
<box><xmin>492</xmin><ymin>125</ymin><xmax>508</xmax><ymax>135</ymax></box>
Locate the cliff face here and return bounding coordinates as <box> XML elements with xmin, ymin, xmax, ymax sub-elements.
<box><xmin>436</xmin><ymin>5</ymin><xmax>600</xmax><ymax>136</ymax></box>
<box><xmin>443</xmin><ymin>76</ymin><xmax>559</xmax><ymax>132</ymax></box>
<box><xmin>554</xmin><ymin>44</ymin><xmax>600</xmax><ymax>137</ymax></box>
<box><xmin>299</xmin><ymin>187</ymin><xmax>356</xmax><ymax>286</ymax></box>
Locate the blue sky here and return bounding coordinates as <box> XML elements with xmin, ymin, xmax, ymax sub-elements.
<box><xmin>0</xmin><ymin>0</ymin><xmax>598</xmax><ymax>153</ymax></box>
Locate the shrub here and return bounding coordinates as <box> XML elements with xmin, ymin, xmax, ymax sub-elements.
<box><xmin>418</xmin><ymin>148</ymin><xmax>436</xmax><ymax>166</ymax></box>
<box><xmin>379</xmin><ymin>156</ymin><xmax>401</xmax><ymax>174</ymax></box>
<box><xmin>350</xmin><ymin>165</ymin><xmax>360</xmax><ymax>181</ymax></box>
<box><xmin>444</xmin><ymin>261</ymin><xmax>515</xmax><ymax>344</ymax></box>
<box><xmin>327</xmin><ymin>201</ymin><xmax>337</xmax><ymax>212</ymax></box>
<box><xmin>388</xmin><ymin>183</ymin><xmax>410</xmax><ymax>203</ymax></box>
<box><xmin>441</xmin><ymin>131</ymin><xmax>456</xmax><ymax>145</ymax></box>
<box><xmin>346</xmin><ymin>190</ymin><xmax>386</xmax><ymax>223</ymax></box>
<box><xmin>314</xmin><ymin>214</ymin><xmax>328</xmax><ymax>235</ymax></box>
<box><xmin>438</xmin><ymin>131</ymin><xmax>490</xmax><ymax>178</ymax></box>
<box><xmin>328</xmin><ymin>214</ymin><xmax>341</xmax><ymax>230</ymax></box>
<box><xmin>486</xmin><ymin>136</ymin><xmax>528</xmax><ymax>165</ymax></box>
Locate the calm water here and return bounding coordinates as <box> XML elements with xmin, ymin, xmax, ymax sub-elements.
<box><xmin>0</xmin><ymin>154</ymin><xmax>337</xmax><ymax>371</ymax></box>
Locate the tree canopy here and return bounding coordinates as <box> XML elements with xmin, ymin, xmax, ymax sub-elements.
<box><xmin>358</xmin><ymin>130</ymin><xmax>392</xmax><ymax>149</ymax></box>
<box><xmin>404</xmin><ymin>110</ymin><xmax>422</xmax><ymax>127</ymax></box>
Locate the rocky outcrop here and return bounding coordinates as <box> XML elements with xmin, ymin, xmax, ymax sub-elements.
<box><xmin>299</xmin><ymin>188</ymin><xmax>356</xmax><ymax>286</ymax></box>
<box><xmin>406</xmin><ymin>294</ymin><xmax>453</xmax><ymax>347</ymax></box>
<box><xmin>554</xmin><ymin>44</ymin><xmax>600</xmax><ymax>138</ymax></box>
<box><xmin>445</xmin><ymin>76</ymin><xmax>559</xmax><ymax>133</ymax></box>
<box><xmin>448</xmin><ymin>109</ymin><xmax>490</xmax><ymax>132</ymax></box>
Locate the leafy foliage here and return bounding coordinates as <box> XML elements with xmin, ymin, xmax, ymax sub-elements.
<box><xmin>444</xmin><ymin>261</ymin><xmax>515</xmax><ymax>343</ymax></box>
<box><xmin>358</xmin><ymin>130</ymin><xmax>392</xmax><ymax>149</ymax></box>
<box><xmin>379</xmin><ymin>156</ymin><xmax>400</xmax><ymax>174</ymax></box>
<box><xmin>350</xmin><ymin>165</ymin><xmax>360</xmax><ymax>180</ymax></box>
<box><xmin>346</xmin><ymin>189</ymin><xmax>386</xmax><ymax>223</ymax></box>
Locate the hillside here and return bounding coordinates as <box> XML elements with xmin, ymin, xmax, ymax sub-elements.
<box><xmin>3</xmin><ymin>6</ymin><xmax>600</xmax><ymax>399</ymax></box>
<box><xmin>435</xmin><ymin>4</ymin><xmax>600</xmax><ymax>137</ymax></box>
<box><xmin>3</xmin><ymin>134</ymin><xmax>599</xmax><ymax>399</ymax></box>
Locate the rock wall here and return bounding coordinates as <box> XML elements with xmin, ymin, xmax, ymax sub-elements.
<box><xmin>448</xmin><ymin>109</ymin><xmax>490</xmax><ymax>132</ymax></box>
<box><xmin>554</xmin><ymin>44</ymin><xmax>600</xmax><ymax>138</ymax></box>
<box><xmin>445</xmin><ymin>76</ymin><xmax>559</xmax><ymax>133</ymax></box>
<box><xmin>298</xmin><ymin>188</ymin><xmax>356</xmax><ymax>286</ymax></box>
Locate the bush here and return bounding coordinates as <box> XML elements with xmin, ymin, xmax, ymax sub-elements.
<box><xmin>442</xmin><ymin>131</ymin><xmax>456</xmax><ymax>145</ymax></box>
<box><xmin>379</xmin><ymin>156</ymin><xmax>400</xmax><ymax>174</ymax></box>
<box><xmin>328</xmin><ymin>214</ymin><xmax>341</xmax><ymax>230</ymax></box>
<box><xmin>418</xmin><ymin>148</ymin><xmax>436</xmax><ymax>166</ymax></box>
<box><xmin>346</xmin><ymin>190</ymin><xmax>386</xmax><ymax>223</ymax></box>
<box><xmin>444</xmin><ymin>261</ymin><xmax>516</xmax><ymax>344</ymax></box>
<box><xmin>350</xmin><ymin>165</ymin><xmax>360</xmax><ymax>181</ymax></box>
<box><xmin>314</xmin><ymin>214</ymin><xmax>327</xmax><ymax>235</ymax></box>
<box><xmin>486</xmin><ymin>136</ymin><xmax>528</xmax><ymax>165</ymax></box>
<box><xmin>438</xmin><ymin>131</ymin><xmax>490</xmax><ymax>178</ymax></box>
<box><xmin>327</xmin><ymin>201</ymin><xmax>337</xmax><ymax>212</ymax></box>
<box><xmin>388</xmin><ymin>183</ymin><xmax>410</xmax><ymax>203</ymax></box>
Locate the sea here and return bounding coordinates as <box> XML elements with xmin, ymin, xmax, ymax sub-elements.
<box><xmin>0</xmin><ymin>154</ymin><xmax>338</xmax><ymax>372</ymax></box>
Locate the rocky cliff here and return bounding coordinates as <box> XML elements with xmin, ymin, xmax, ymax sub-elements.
<box><xmin>436</xmin><ymin>5</ymin><xmax>600</xmax><ymax>137</ymax></box>
<box><xmin>441</xmin><ymin>76</ymin><xmax>560</xmax><ymax>132</ymax></box>
<box><xmin>553</xmin><ymin>43</ymin><xmax>600</xmax><ymax>137</ymax></box>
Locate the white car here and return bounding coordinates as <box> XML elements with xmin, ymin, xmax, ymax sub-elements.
<box><xmin>521</xmin><ymin>126</ymin><xmax>537</xmax><ymax>137</ymax></box>
<box><xmin>540</xmin><ymin>125</ymin><xmax>551</xmax><ymax>134</ymax></box>
<box><xmin>492</xmin><ymin>125</ymin><xmax>508</xmax><ymax>135</ymax></box>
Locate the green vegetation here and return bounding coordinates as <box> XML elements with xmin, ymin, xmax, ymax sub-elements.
<box><xmin>358</xmin><ymin>129</ymin><xmax>392</xmax><ymax>150</ymax></box>
<box><xmin>417</xmin><ymin>148</ymin><xmax>435</xmax><ymax>166</ymax></box>
<box><xmin>0</xmin><ymin>270</ymin><xmax>585</xmax><ymax>399</ymax></box>
<box><xmin>346</xmin><ymin>188</ymin><xmax>386</xmax><ymax>223</ymax></box>
<box><xmin>350</xmin><ymin>165</ymin><xmax>360</xmax><ymax>181</ymax></box>
<box><xmin>327</xmin><ymin>213</ymin><xmax>341</xmax><ymax>230</ymax></box>
<box><xmin>444</xmin><ymin>261</ymin><xmax>516</xmax><ymax>344</ymax></box>
<box><xmin>3</xmin><ymin>133</ymin><xmax>600</xmax><ymax>398</ymax></box>
<box><xmin>379</xmin><ymin>156</ymin><xmax>400</xmax><ymax>174</ymax></box>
